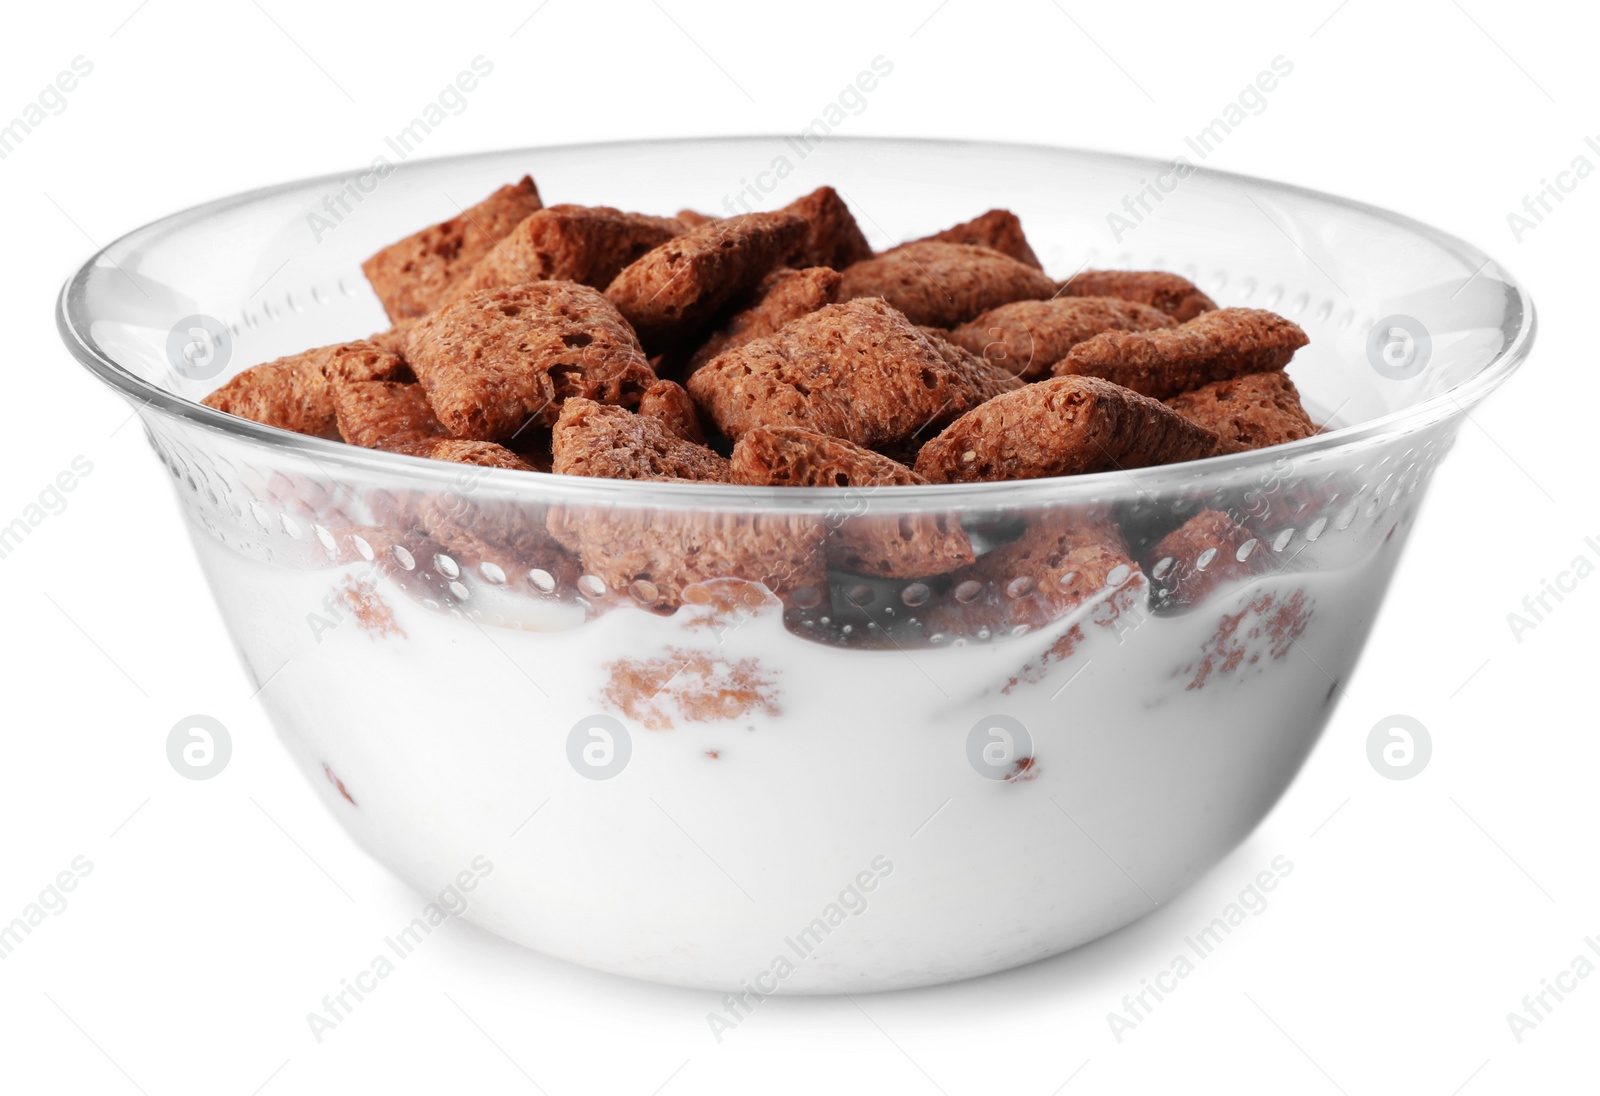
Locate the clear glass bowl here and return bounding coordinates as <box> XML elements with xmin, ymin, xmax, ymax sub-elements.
<box><xmin>57</xmin><ymin>138</ymin><xmax>1532</xmax><ymax>992</ymax></box>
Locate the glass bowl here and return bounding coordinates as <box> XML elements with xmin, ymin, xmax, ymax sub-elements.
<box><xmin>57</xmin><ymin>138</ymin><xmax>1532</xmax><ymax>993</ymax></box>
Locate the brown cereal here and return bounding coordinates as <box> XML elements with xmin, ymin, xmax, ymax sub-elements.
<box><xmin>202</xmin><ymin>340</ymin><xmax>407</xmax><ymax>437</ymax></box>
<box><xmin>923</xmin><ymin>511</ymin><xmax>1139</xmax><ymax>637</ymax></box>
<box><xmin>1054</xmin><ymin>308</ymin><xmax>1309</xmax><ymax>400</ymax></box>
<box><xmin>414</xmin><ymin>492</ymin><xmax>582</xmax><ymax>597</ymax></box>
<box><xmin>1164</xmin><ymin>371</ymin><xmax>1318</xmax><ymax>455</ymax></box>
<box><xmin>636</xmin><ymin>379</ymin><xmax>706</xmax><ymax>444</ymax></box>
<box><xmin>1146</xmin><ymin>509</ymin><xmax>1267</xmax><ymax>609</ymax></box>
<box><xmin>914</xmin><ymin>375</ymin><xmax>1218</xmax><ymax>483</ymax></box>
<box><xmin>947</xmin><ymin>297</ymin><xmax>1177</xmax><ymax>382</ymax></box>
<box><xmin>901</xmin><ymin>209</ymin><xmax>1042</xmax><ymax>270</ymax></box>
<box><xmin>360</xmin><ymin>176</ymin><xmax>544</xmax><ymax>322</ymax></box>
<box><xmin>728</xmin><ymin>426</ymin><xmax>975</xmax><ymax>577</ymax></box>
<box><xmin>333</xmin><ymin>381</ymin><xmax>443</xmax><ymax>449</ymax></box>
<box><xmin>323</xmin><ymin>340</ymin><xmax>411</xmax><ymax>384</ymax></box>
<box><xmin>780</xmin><ymin>186</ymin><xmax>874</xmax><ymax>269</ymax></box>
<box><xmin>391</xmin><ymin>437</ymin><xmax>535</xmax><ymax>471</ymax></box>
<box><xmin>546</xmin><ymin>506</ymin><xmax>828</xmax><ymax>612</ymax></box>
<box><xmin>837</xmin><ymin>241</ymin><xmax>1056</xmax><ymax>327</ymax></box>
<box><xmin>686</xmin><ymin>298</ymin><xmax>1019</xmax><ymax>449</ymax></box>
<box><xmin>687</xmin><ymin>266</ymin><xmax>842</xmax><ymax>370</ymax></box>
<box><xmin>367</xmin><ymin>320</ymin><xmax>419</xmax><ymax>359</ymax></box>
<box><xmin>917</xmin><ymin>327</ymin><xmax>1027</xmax><ymax>403</ymax></box>
<box><xmin>674</xmin><ymin>209</ymin><xmax>719</xmax><ymax>231</ymax></box>
<box><xmin>446</xmin><ymin>205</ymin><xmax>683</xmax><ymax>301</ymax></box>
<box><xmin>604</xmin><ymin>211</ymin><xmax>808</xmax><ymax>345</ymax></box>
<box><xmin>405</xmin><ymin>282</ymin><xmax>655</xmax><ymax>439</ymax></box>
<box><xmin>1058</xmin><ymin>270</ymin><xmax>1217</xmax><ymax>322</ymax></box>
<box><xmin>940</xmin><ymin>297</ymin><xmax>1171</xmax><ymax>382</ymax></box>
<box><xmin>552</xmin><ymin>398</ymin><xmax>730</xmax><ymax>482</ymax></box>
<box><xmin>729</xmin><ymin>425</ymin><xmax>923</xmax><ymax>488</ymax></box>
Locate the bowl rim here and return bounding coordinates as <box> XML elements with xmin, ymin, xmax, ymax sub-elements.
<box><xmin>56</xmin><ymin>135</ymin><xmax>1536</xmax><ymax>513</ymax></box>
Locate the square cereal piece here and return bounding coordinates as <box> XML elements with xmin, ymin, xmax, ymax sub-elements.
<box><xmin>333</xmin><ymin>381</ymin><xmax>443</xmax><ymax>449</ymax></box>
<box><xmin>445</xmin><ymin>205</ymin><xmax>684</xmax><ymax>303</ymax></box>
<box><xmin>729</xmin><ymin>425</ymin><xmax>975</xmax><ymax>578</ymax></box>
<box><xmin>729</xmin><ymin>425</ymin><xmax>921</xmax><ymax>489</ymax></box>
<box><xmin>900</xmin><ymin>209</ymin><xmax>1042</xmax><ymax>270</ymax></box>
<box><xmin>1145</xmin><ymin>509</ymin><xmax>1268</xmax><ymax>609</ymax></box>
<box><xmin>637</xmin><ymin>379</ymin><xmax>706</xmax><ymax>444</ymax></box>
<box><xmin>779</xmin><ymin>186</ymin><xmax>875</xmax><ymax>269</ymax></box>
<box><xmin>546</xmin><ymin>506</ymin><xmax>828</xmax><ymax>612</ymax></box>
<box><xmin>404</xmin><ymin>282</ymin><xmax>656</xmax><ymax>439</ymax></box>
<box><xmin>552</xmin><ymin>399</ymin><xmax>730</xmax><ymax>482</ymax></box>
<box><xmin>686</xmin><ymin>298</ymin><xmax>1014</xmax><ymax>449</ymax></box>
<box><xmin>414</xmin><ymin>493</ymin><xmax>581</xmax><ymax>593</ymax></box>
<box><xmin>366</xmin><ymin>320</ymin><xmax>420</xmax><ymax>360</ymax></box>
<box><xmin>922</xmin><ymin>511</ymin><xmax>1139</xmax><ymax>638</ymax></box>
<box><xmin>1164</xmin><ymin>371</ymin><xmax>1318</xmax><ymax>455</ymax></box>
<box><xmin>687</xmin><ymin>266</ymin><xmax>842</xmax><ymax>370</ymax></box>
<box><xmin>914</xmin><ymin>375</ymin><xmax>1218</xmax><ymax>483</ymax></box>
<box><xmin>674</xmin><ymin>209</ymin><xmax>719</xmax><ymax>230</ymax></box>
<box><xmin>1058</xmin><ymin>270</ymin><xmax>1217</xmax><ymax>322</ymax></box>
<box><xmin>604</xmin><ymin>211</ymin><xmax>808</xmax><ymax>346</ymax></box>
<box><xmin>1054</xmin><ymin>308</ymin><xmax>1308</xmax><ymax>400</ymax></box>
<box><xmin>393</xmin><ymin>437</ymin><xmax>535</xmax><ymax>471</ymax></box>
<box><xmin>916</xmin><ymin>327</ymin><xmax>1025</xmax><ymax>404</ymax></box>
<box><xmin>837</xmin><ymin>241</ymin><xmax>1056</xmax><ymax>328</ymax></box>
<box><xmin>947</xmin><ymin>297</ymin><xmax>1176</xmax><ymax>382</ymax></box>
<box><xmin>202</xmin><ymin>339</ymin><xmax>407</xmax><ymax>437</ymax></box>
<box><xmin>360</xmin><ymin>176</ymin><xmax>544</xmax><ymax>322</ymax></box>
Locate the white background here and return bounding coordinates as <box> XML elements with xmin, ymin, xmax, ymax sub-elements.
<box><xmin>2</xmin><ymin>1</ymin><xmax>1594</xmax><ymax>1092</ymax></box>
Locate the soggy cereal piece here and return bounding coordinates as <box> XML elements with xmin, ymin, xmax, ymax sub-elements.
<box><xmin>687</xmin><ymin>298</ymin><xmax>1012</xmax><ymax>448</ymax></box>
<box><xmin>902</xmin><ymin>209</ymin><xmax>1042</xmax><ymax>270</ymax></box>
<box><xmin>361</xmin><ymin>176</ymin><xmax>544</xmax><ymax>322</ymax></box>
<box><xmin>1054</xmin><ymin>308</ymin><xmax>1309</xmax><ymax>400</ymax></box>
<box><xmin>1146</xmin><ymin>509</ymin><xmax>1267</xmax><ymax>609</ymax></box>
<box><xmin>923</xmin><ymin>511</ymin><xmax>1139</xmax><ymax>637</ymax></box>
<box><xmin>915</xmin><ymin>375</ymin><xmax>1218</xmax><ymax>483</ymax></box>
<box><xmin>837</xmin><ymin>241</ymin><xmax>1056</xmax><ymax>328</ymax></box>
<box><xmin>392</xmin><ymin>437</ymin><xmax>535</xmax><ymax>470</ymax></box>
<box><xmin>1059</xmin><ymin>270</ymin><xmax>1217</xmax><ymax>323</ymax></box>
<box><xmin>947</xmin><ymin>297</ymin><xmax>1176</xmax><ymax>382</ymax></box>
<box><xmin>417</xmin><ymin>494</ymin><xmax>581</xmax><ymax>594</ymax></box>
<box><xmin>1164</xmin><ymin>371</ymin><xmax>1318</xmax><ymax>455</ymax></box>
<box><xmin>546</xmin><ymin>506</ymin><xmax>828</xmax><ymax>612</ymax></box>
<box><xmin>601</xmin><ymin>646</ymin><xmax>780</xmax><ymax>731</ymax></box>
<box><xmin>604</xmin><ymin>211</ymin><xmax>809</xmax><ymax>345</ymax></box>
<box><xmin>405</xmin><ymin>282</ymin><xmax>655</xmax><ymax>439</ymax></box>
<box><xmin>447</xmin><ymin>205</ymin><xmax>683</xmax><ymax>301</ymax></box>
<box><xmin>637</xmin><ymin>379</ymin><xmax>706</xmax><ymax>444</ymax></box>
<box><xmin>729</xmin><ymin>426</ymin><xmax>976</xmax><ymax>578</ymax></box>
<box><xmin>552</xmin><ymin>399</ymin><xmax>730</xmax><ymax>482</ymax></box>
<box><xmin>1183</xmin><ymin>588</ymin><xmax>1312</xmax><ymax>690</ymax></box>
<box><xmin>203</xmin><ymin>340</ymin><xmax>407</xmax><ymax>437</ymax></box>
<box><xmin>780</xmin><ymin>186</ymin><xmax>875</xmax><ymax>269</ymax></box>
<box><xmin>828</xmin><ymin>509</ymin><xmax>975</xmax><ymax>578</ymax></box>
<box><xmin>333</xmin><ymin>381</ymin><xmax>443</xmax><ymax>449</ymax></box>
<box><xmin>687</xmin><ymin>266</ymin><xmax>842</xmax><ymax>370</ymax></box>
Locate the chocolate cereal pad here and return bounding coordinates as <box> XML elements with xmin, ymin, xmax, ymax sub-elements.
<box><xmin>202</xmin><ymin>173</ymin><xmax>1321</xmax><ymax>636</ymax></box>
